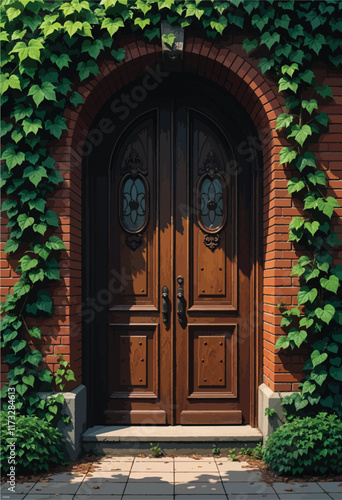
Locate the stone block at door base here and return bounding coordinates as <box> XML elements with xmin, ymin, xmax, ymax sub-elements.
<box><xmin>258</xmin><ymin>383</ymin><xmax>293</xmax><ymax>443</ymax></box>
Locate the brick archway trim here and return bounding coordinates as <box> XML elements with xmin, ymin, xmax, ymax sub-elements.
<box><xmin>43</xmin><ymin>36</ymin><xmax>298</xmax><ymax>396</ymax></box>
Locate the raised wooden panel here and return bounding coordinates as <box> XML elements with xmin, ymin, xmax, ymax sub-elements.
<box><xmin>188</xmin><ymin>325</ymin><xmax>238</xmax><ymax>399</ymax></box>
<box><xmin>108</xmin><ymin>325</ymin><xmax>159</xmax><ymax>399</ymax></box>
<box><xmin>180</xmin><ymin>410</ymin><xmax>242</xmax><ymax>425</ymax></box>
<box><xmin>119</xmin><ymin>335</ymin><xmax>147</xmax><ymax>386</ymax></box>
<box><xmin>189</xmin><ymin>111</ymin><xmax>237</xmax><ymax>311</ymax></box>
<box><xmin>198</xmin><ymin>336</ymin><xmax>225</xmax><ymax>387</ymax></box>
<box><xmin>104</xmin><ymin>410</ymin><xmax>166</xmax><ymax>424</ymax></box>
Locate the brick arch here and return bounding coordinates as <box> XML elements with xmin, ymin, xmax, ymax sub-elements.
<box><xmin>45</xmin><ymin>35</ymin><xmax>298</xmax><ymax>399</ymax></box>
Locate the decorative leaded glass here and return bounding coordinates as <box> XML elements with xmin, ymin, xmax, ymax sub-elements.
<box><xmin>120</xmin><ymin>175</ymin><xmax>148</xmax><ymax>232</ymax></box>
<box><xmin>199</xmin><ymin>176</ymin><xmax>224</xmax><ymax>231</ymax></box>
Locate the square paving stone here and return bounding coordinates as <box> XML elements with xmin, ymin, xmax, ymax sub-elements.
<box><xmin>1</xmin><ymin>482</ymin><xmax>35</xmax><ymax>494</ymax></box>
<box><xmin>96</xmin><ymin>456</ymin><xmax>134</xmax><ymax>462</ymax></box>
<box><xmin>219</xmin><ymin>470</ymin><xmax>262</xmax><ymax>482</ymax></box>
<box><xmin>174</xmin><ymin>457</ymin><xmax>216</xmax><ymax>462</ymax></box>
<box><xmin>91</xmin><ymin>462</ymin><xmax>132</xmax><ymax>472</ymax></box>
<box><xmin>128</xmin><ymin>472</ymin><xmax>173</xmax><ymax>483</ymax></box>
<box><xmin>131</xmin><ymin>461</ymin><xmax>174</xmax><ymax>473</ymax></box>
<box><xmin>40</xmin><ymin>472</ymin><xmax>86</xmax><ymax>482</ymax></box>
<box><xmin>84</xmin><ymin>470</ymin><xmax>130</xmax><ymax>482</ymax></box>
<box><xmin>229</xmin><ymin>495</ymin><xmax>279</xmax><ymax>500</ymax></box>
<box><xmin>0</xmin><ymin>494</ymin><xmax>26</xmax><ymax>500</ymax></box>
<box><xmin>175</xmin><ymin>496</ymin><xmax>227</xmax><ymax>500</ymax></box>
<box><xmin>124</xmin><ymin>481</ymin><xmax>174</xmax><ymax>495</ymax></box>
<box><xmin>123</xmin><ymin>496</ymin><xmax>174</xmax><ymax>500</ymax></box>
<box><xmin>25</xmin><ymin>496</ymin><xmax>74</xmax><ymax>500</ymax></box>
<box><xmin>175</xmin><ymin>482</ymin><xmax>226</xmax><ymax>495</ymax></box>
<box><xmin>175</xmin><ymin>461</ymin><xmax>217</xmax><ymax>472</ymax></box>
<box><xmin>74</xmin><ymin>496</ymin><xmax>122</xmax><ymax>500</ymax></box>
<box><xmin>175</xmin><ymin>472</ymin><xmax>221</xmax><ymax>483</ymax></box>
<box><xmin>77</xmin><ymin>482</ymin><xmax>126</xmax><ymax>495</ymax></box>
<box><xmin>273</xmin><ymin>482</ymin><xmax>324</xmax><ymax>494</ymax></box>
<box><xmin>29</xmin><ymin>482</ymin><xmax>82</xmax><ymax>495</ymax></box>
<box><xmin>318</xmin><ymin>482</ymin><xmax>342</xmax><ymax>493</ymax></box>
<box><xmin>278</xmin><ymin>494</ymin><xmax>332</xmax><ymax>500</ymax></box>
<box><xmin>223</xmin><ymin>481</ymin><xmax>275</xmax><ymax>495</ymax></box>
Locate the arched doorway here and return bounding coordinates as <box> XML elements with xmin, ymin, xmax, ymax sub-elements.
<box><xmin>83</xmin><ymin>74</ymin><xmax>262</xmax><ymax>426</ymax></box>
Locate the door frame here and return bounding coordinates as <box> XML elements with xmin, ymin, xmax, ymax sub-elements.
<box><xmin>82</xmin><ymin>74</ymin><xmax>263</xmax><ymax>428</ymax></box>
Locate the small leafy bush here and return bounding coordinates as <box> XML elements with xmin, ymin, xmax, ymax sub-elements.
<box><xmin>1</xmin><ymin>411</ymin><xmax>69</xmax><ymax>475</ymax></box>
<box><xmin>264</xmin><ymin>412</ymin><xmax>342</xmax><ymax>476</ymax></box>
<box><xmin>149</xmin><ymin>442</ymin><xmax>163</xmax><ymax>457</ymax></box>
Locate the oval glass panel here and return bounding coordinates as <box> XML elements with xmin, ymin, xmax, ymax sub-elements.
<box><xmin>120</xmin><ymin>175</ymin><xmax>148</xmax><ymax>232</ymax></box>
<box><xmin>199</xmin><ymin>176</ymin><xmax>224</xmax><ymax>231</ymax></box>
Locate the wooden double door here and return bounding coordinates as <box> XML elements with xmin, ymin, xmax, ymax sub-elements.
<box><xmin>85</xmin><ymin>78</ymin><xmax>259</xmax><ymax>426</ymax></box>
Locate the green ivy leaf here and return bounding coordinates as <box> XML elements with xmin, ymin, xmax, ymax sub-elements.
<box><xmin>12</xmin><ymin>339</ymin><xmax>27</xmax><ymax>354</ymax></box>
<box><xmin>276</xmin><ymin>113</ymin><xmax>294</xmax><ymax>129</ymax></box>
<box><xmin>4</xmin><ymin>239</ymin><xmax>19</xmax><ymax>254</ymax></box>
<box><xmin>315</xmin><ymin>112</ymin><xmax>330</xmax><ymax>127</ymax></box>
<box><xmin>287</xmin><ymin>177</ymin><xmax>305</xmax><ymax>194</ymax></box>
<box><xmin>29</xmin><ymin>268</ymin><xmax>45</xmax><ymax>283</ymax></box>
<box><xmin>111</xmin><ymin>48</ymin><xmax>126</xmax><ymax>62</ymax></box>
<box><xmin>45</xmin><ymin>116</ymin><xmax>68</xmax><ymax>139</ymax></box>
<box><xmin>36</xmin><ymin>290</ymin><xmax>53</xmax><ymax>314</ymax></box>
<box><xmin>45</xmin><ymin>210</ymin><xmax>59</xmax><ymax>227</ymax></box>
<box><xmin>22</xmin><ymin>375</ymin><xmax>35</xmax><ymax>387</ymax></box>
<box><xmin>298</xmin><ymin>286</ymin><xmax>318</xmax><ymax>305</ymax></box>
<box><xmin>77</xmin><ymin>60</ymin><xmax>101</xmax><ymax>81</ymax></box>
<box><xmin>243</xmin><ymin>38</ymin><xmax>258</xmax><ymax>54</ymax></box>
<box><xmin>1</xmin><ymin>147</ymin><xmax>25</xmax><ymax>170</ymax></box>
<box><xmin>10</xmin><ymin>39</ymin><xmax>44</xmax><ymax>62</ymax></box>
<box><xmin>19</xmin><ymin>255</ymin><xmax>38</xmax><ymax>272</ymax></box>
<box><xmin>329</xmin><ymin>366</ymin><xmax>342</xmax><ymax>382</ymax></box>
<box><xmin>279</xmin><ymin>146</ymin><xmax>297</xmax><ymax>165</ymax></box>
<box><xmin>302</xmin><ymin>99</ymin><xmax>318</xmax><ymax>114</ymax></box>
<box><xmin>101</xmin><ymin>17</ymin><xmax>124</xmax><ymax>36</ymax></box>
<box><xmin>23</xmin><ymin>165</ymin><xmax>48</xmax><ymax>187</ymax></box>
<box><xmin>26</xmin><ymin>350</ymin><xmax>43</xmax><ymax>367</ymax></box>
<box><xmin>46</xmin><ymin>236</ymin><xmax>67</xmax><ymax>250</ymax></box>
<box><xmin>22</xmin><ymin>118</ymin><xmax>43</xmax><ymax>135</ymax></box>
<box><xmin>315</xmin><ymin>85</ymin><xmax>333</xmax><ymax>99</ymax></box>
<box><xmin>16</xmin><ymin>384</ymin><xmax>28</xmax><ymax>396</ymax></box>
<box><xmin>28</xmin><ymin>327</ymin><xmax>42</xmax><ymax>339</ymax></box>
<box><xmin>311</xmin><ymin>350</ymin><xmax>328</xmax><ymax>368</ymax></box>
<box><xmin>210</xmin><ymin>16</ymin><xmax>228</xmax><ymax>34</ymax></box>
<box><xmin>50</xmin><ymin>53</ymin><xmax>72</xmax><ymax>70</ymax></box>
<box><xmin>28</xmin><ymin>82</ymin><xmax>57</xmax><ymax>107</ymax></box>
<box><xmin>260</xmin><ymin>31</ymin><xmax>280</xmax><ymax>49</ymax></box>
<box><xmin>315</xmin><ymin>304</ymin><xmax>336</xmax><ymax>324</ymax></box>
<box><xmin>275</xmin><ymin>336</ymin><xmax>290</xmax><ymax>350</ymax></box>
<box><xmin>320</xmin><ymin>275</ymin><xmax>340</xmax><ymax>294</ymax></box>
<box><xmin>162</xmin><ymin>33</ymin><xmax>176</xmax><ymax>47</ymax></box>
<box><xmin>17</xmin><ymin>214</ymin><xmax>34</xmax><ymax>231</ymax></box>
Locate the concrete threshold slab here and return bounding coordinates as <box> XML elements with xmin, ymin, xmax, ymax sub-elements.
<box><xmin>83</xmin><ymin>425</ymin><xmax>262</xmax><ymax>442</ymax></box>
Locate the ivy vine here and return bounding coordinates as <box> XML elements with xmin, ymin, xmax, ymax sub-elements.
<box><xmin>1</xmin><ymin>0</ymin><xmax>341</xmax><ymax>424</ymax></box>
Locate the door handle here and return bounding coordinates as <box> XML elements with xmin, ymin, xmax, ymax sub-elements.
<box><xmin>162</xmin><ymin>286</ymin><xmax>169</xmax><ymax>324</ymax></box>
<box><xmin>177</xmin><ymin>275</ymin><xmax>185</xmax><ymax>324</ymax></box>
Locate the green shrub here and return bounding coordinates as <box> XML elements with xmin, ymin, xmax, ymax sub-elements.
<box><xmin>264</xmin><ymin>412</ymin><xmax>342</xmax><ymax>476</ymax></box>
<box><xmin>1</xmin><ymin>411</ymin><xmax>69</xmax><ymax>476</ymax></box>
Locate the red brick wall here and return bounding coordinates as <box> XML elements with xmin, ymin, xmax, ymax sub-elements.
<box><xmin>1</xmin><ymin>35</ymin><xmax>341</xmax><ymax>398</ymax></box>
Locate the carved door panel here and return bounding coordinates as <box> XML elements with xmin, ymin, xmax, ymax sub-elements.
<box><xmin>106</xmin><ymin>88</ymin><xmax>252</xmax><ymax>425</ymax></box>
<box><xmin>106</xmin><ymin>110</ymin><xmax>173</xmax><ymax>424</ymax></box>
<box><xmin>174</xmin><ymin>104</ymin><xmax>251</xmax><ymax>425</ymax></box>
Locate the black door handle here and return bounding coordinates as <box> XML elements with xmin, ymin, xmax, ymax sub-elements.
<box><xmin>162</xmin><ymin>286</ymin><xmax>169</xmax><ymax>324</ymax></box>
<box><xmin>177</xmin><ymin>275</ymin><xmax>184</xmax><ymax>324</ymax></box>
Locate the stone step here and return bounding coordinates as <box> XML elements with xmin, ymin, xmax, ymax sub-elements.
<box><xmin>82</xmin><ymin>425</ymin><xmax>263</xmax><ymax>456</ymax></box>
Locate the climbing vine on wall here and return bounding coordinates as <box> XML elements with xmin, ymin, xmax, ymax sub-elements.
<box><xmin>1</xmin><ymin>0</ymin><xmax>342</xmax><ymax>421</ymax></box>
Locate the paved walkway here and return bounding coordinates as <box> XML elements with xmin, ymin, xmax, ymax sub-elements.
<box><xmin>1</xmin><ymin>456</ymin><xmax>341</xmax><ymax>500</ymax></box>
